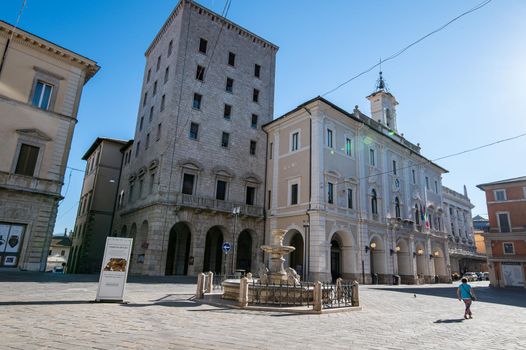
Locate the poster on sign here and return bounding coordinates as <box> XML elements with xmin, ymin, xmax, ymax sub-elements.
<box><xmin>95</xmin><ymin>237</ymin><xmax>133</xmax><ymax>302</ymax></box>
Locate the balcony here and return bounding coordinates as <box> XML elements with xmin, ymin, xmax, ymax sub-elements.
<box><xmin>0</xmin><ymin>171</ymin><xmax>61</xmax><ymax>196</ymax></box>
<box><xmin>174</xmin><ymin>193</ymin><xmax>264</xmax><ymax>218</ymax></box>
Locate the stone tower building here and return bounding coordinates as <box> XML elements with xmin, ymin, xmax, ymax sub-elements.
<box><xmin>112</xmin><ymin>0</ymin><xmax>278</xmax><ymax>276</ymax></box>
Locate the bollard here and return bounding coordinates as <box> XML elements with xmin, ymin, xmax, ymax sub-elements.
<box><xmin>239</xmin><ymin>277</ymin><xmax>249</xmax><ymax>308</ymax></box>
<box><xmin>246</xmin><ymin>272</ymin><xmax>252</xmax><ymax>280</ymax></box>
<box><xmin>313</xmin><ymin>281</ymin><xmax>322</xmax><ymax>312</ymax></box>
<box><xmin>205</xmin><ymin>271</ymin><xmax>213</xmax><ymax>293</ymax></box>
<box><xmin>351</xmin><ymin>280</ymin><xmax>360</xmax><ymax>307</ymax></box>
<box><xmin>336</xmin><ymin>277</ymin><xmax>343</xmax><ymax>300</ymax></box>
<box><xmin>196</xmin><ymin>273</ymin><xmax>205</xmax><ymax>299</ymax></box>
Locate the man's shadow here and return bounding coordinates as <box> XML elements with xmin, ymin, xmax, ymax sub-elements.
<box><xmin>434</xmin><ymin>319</ymin><xmax>465</xmax><ymax>324</ymax></box>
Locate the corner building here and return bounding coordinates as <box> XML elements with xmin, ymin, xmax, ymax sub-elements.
<box><xmin>112</xmin><ymin>0</ymin><xmax>278</xmax><ymax>276</ymax></box>
<box><xmin>264</xmin><ymin>79</ymin><xmax>452</xmax><ymax>284</ymax></box>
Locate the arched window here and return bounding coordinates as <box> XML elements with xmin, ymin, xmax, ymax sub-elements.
<box><xmin>414</xmin><ymin>204</ymin><xmax>420</xmax><ymax>225</ymax></box>
<box><xmin>395</xmin><ymin>197</ymin><xmax>401</xmax><ymax>218</ymax></box>
<box><xmin>371</xmin><ymin>189</ymin><xmax>378</xmax><ymax>214</ymax></box>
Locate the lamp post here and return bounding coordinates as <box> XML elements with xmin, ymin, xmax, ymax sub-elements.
<box><xmin>231</xmin><ymin>206</ymin><xmax>240</xmax><ymax>275</ymax></box>
<box><xmin>302</xmin><ymin>219</ymin><xmax>310</xmax><ymax>281</ymax></box>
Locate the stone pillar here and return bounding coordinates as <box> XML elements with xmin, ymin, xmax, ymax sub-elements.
<box><xmin>196</xmin><ymin>273</ymin><xmax>205</xmax><ymax>299</ymax></box>
<box><xmin>351</xmin><ymin>281</ymin><xmax>360</xmax><ymax>306</ymax></box>
<box><xmin>205</xmin><ymin>271</ymin><xmax>213</xmax><ymax>293</ymax></box>
<box><xmin>239</xmin><ymin>277</ymin><xmax>249</xmax><ymax>308</ymax></box>
<box><xmin>313</xmin><ymin>281</ymin><xmax>322</xmax><ymax>312</ymax></box>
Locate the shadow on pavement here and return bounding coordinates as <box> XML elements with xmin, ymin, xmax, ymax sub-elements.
<box><xmin>121</xmin><ymin>300</ymin><xmax>199</xmax><ymax>308</ymax></box>
<box><xmin>375</xmin><ymin>285</ymin><xmax>526</xmax><ymax>308</ymax></box>
<box><xmin>0</xmin><ymin>270</ymin><xmax>197</xmax><ymax>285</ymax></box>
<box><xmin>434</xmin><ymin>318</ymin><xmax>465</xmax><ymax>324</ymax></box>
<box><xmin>0</xmin><ymin>300</ymin><xmax>90</xmax><ymax>306</ymax></box>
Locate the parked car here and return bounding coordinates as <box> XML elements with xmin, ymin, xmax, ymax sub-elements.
<box><xmin>475</xmin><ymin>272</ymin><xmax>484</xmax><ymax>281</ymax></box>
<box><xmin>482</xmin><ymin>272</ymin><xmax>489</xmax><ymax>281</ymax></box>
<box><xmin>462</xmin><ymin>272</ymin><xmax>478</xmax><ymax>282</ymax></box>
<box><xmin>52</xmin><ymin>266</ymin><xmax>64</xmax><ymax>274</ymax></box>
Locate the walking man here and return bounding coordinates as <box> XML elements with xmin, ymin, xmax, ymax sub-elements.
<box><xmin>457</xmin><ymin>277</ymin><xmax>476</xmax><ymax>319</ymax></box>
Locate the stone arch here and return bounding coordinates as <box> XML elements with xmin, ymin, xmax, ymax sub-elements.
<box><xmin>236</xmin><ymin>229</ymin><xmax>254</xmax><ymax>273</ymax></box>
<box><xmin>129</xmin><ymin>223</ymin><xmax>137</xmax><ymax>240</ymax></box>
<box><xmin>165</xmin><ymin>222</ymin><xmax>192</xmax><ymax>275</ymax></box>
<box><xmin>369</xmin><ymin>234</ymin><xmax>386</xmax><ymax>275</ymax></box>
<box><xmin>131</xmin><ymin>220</ymin><xmax>148</xmax><ymax>270</ymax></box>
<box><xmin>395</xmin><ymin>238</ymin><xmax>411</xmax><ymax>276</ymax></box>
<box><xmin>203</xmin><ymin>225</ymin><xmax>225</xmax><ymax>274</ymax></box>
<box><xmin>120</xmin><ymin>225</ymin><xmax>127</xmax><ymax>238</ymax></box>
<box><xmin>330</xmin><ymin>233</ymin><xmax>343</xmax><ymax>282</ymax></box>
<box><xmin>283</xmin><ymin>229</ymin><xmax>304</xmax><ymax>276</ymax></box>
<box><xmin>432</xmin><ymin>245</ymin><xmax>447</xmax><ymax>277</ymax></box>
<box><xmin>415</xmin><ymin>241</ymin><xmax>427</xmax><ymax>277</ymax></box>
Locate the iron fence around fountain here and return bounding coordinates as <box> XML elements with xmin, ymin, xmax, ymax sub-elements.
<box><xmin>249</xmin><ymin>280</ymin><xmax>315</xmax><ymax>307</ymax></box>
<box><xmin>320</xmin><ymin>281</ymin><xmax>354</xmax><ymax>309</ymax></box>
<box><xmin>211</xmin><ymin>274</ymin><xmax>238</xmax><ymax>292</ymax></box>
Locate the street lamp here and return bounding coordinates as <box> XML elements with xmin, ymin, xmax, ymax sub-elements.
<box><xmin>231</xmin><ymin>206</ymin><xmax>240</xmax><ymax>275</ymax></box>
<box><xmin>302</xmin><ymin>219</ymin><xmax>310</xmax><ymax>281</ymax></box>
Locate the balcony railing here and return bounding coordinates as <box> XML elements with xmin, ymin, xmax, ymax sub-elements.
<box><xmin>0</xmin><ymin>171</ymin><xmax>61</xmax><ymax>196</ymax></box>
<box><xmin>175</xmin><ymin>193</ymin><xmax>264</xmax><ymax>218</ymax></box>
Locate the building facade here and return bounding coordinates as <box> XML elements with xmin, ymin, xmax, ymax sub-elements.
<box><xmin>263</xmin><ymin>79</ymin><xmax>452</xmax><ymax>284</ymax></box>
<box><xmin>473</xmin><ymin>214</ymin><xmax>489</xmax><ymax>256</ymax></box>
<box><xmin>112</xmin><ymin>0</ymin><xmax>278</xmax><ymax>276</ymax></box>
<box><xmin>477</xmin><ymin>176</ymin><xmax>526</xmax><ymax>288</ymax></box>
<box><xmin>69</xmin><ymin>138</ymin><xmax>128</xmax><ymax>273</ymax></box>
<box><xmin>0</xmin><ymin>20</ymin><xmax>98</xmax><ymax>271</ymax></box>
<box><xmin>46</xmin><ymin>234</ymin><xmax>71</xmax><ymax>272</ymax></box>
<box><xmin>442</xmin><ymin>186</ymin><xmax>486</xmax><ymax>274</ymax></box>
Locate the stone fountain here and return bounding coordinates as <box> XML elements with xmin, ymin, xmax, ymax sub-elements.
<box><xmin>260</xmin><ymin>229</ymin><xmax>297</xmax><ymax>284</ymax></box>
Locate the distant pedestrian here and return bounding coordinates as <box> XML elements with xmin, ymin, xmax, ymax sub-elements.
<box><xmin>457</xmin><ymin>278</ymin><xmax>476</xmax><ymax>319</ymax></box>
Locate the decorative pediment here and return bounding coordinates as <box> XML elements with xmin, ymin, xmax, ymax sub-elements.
<box><xmin>178</xmin><ymin>158</ymin><xmax>203</xmax><ymax>171</ymax></box>
<box><xmin>148</xmin><ymin>159</ymin><xmax>159</xmax><ymax>171</ymax></box>
<box><xmin>212</xmin><ymin>166</ymin><xmax>234</xmax><ymax>178</ymax></box>
<box><xmin>128</xmin><ymin>174</ymin><xmax>136</xmax><ymax>182</ymax></box>
<box><xmin>137</xmin><ymin>167</ymin><xmax>147</xmax><ymax>178</ymax></box>
<box><xmin>16</xmin><ymin>128</ymin><xmax>52</xmax><ymax>141</ymax></box>
<box><xmin>242</xmin><ymin>172</ymin><xmax>262</xmax><ymax>184</ymax></box>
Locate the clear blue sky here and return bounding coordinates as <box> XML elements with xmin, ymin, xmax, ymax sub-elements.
<box><xmin>3</xmin><ymin>0</ymin><xmax>525</xmax><ymax>235</ymax></box>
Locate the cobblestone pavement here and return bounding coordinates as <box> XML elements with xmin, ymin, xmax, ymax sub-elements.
<box><xmin>0</xmin><ymin>272</ymin><xmax>525</xmax><ymax>350</ymax></box>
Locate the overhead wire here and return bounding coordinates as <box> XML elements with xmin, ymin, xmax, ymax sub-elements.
<box><xmin>321</xmin><ymin>0</ymin><xmax>493</xmax><ymax>97</ymax></box>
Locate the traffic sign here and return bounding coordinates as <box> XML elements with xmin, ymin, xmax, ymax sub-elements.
<box><xmin>222</xmin><ymin>242</ymin><xmax>231</xmax><ymax>253</ymax></box>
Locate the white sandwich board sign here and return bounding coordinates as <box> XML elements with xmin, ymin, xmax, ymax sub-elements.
<box><xmin>95</xmin><ymin>237</ymin><xmax>133</xmax><ymax>302</ymax></box>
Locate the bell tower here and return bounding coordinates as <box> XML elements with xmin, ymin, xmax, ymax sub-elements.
<box><xmin>366</xmin><ymin>71</ymin><xmax>399</xmax><ymax>132</ymax></box>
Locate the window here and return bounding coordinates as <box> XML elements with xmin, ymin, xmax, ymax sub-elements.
<box><xmin>269</xmin><ymin>142</ymin><xmax>273</xmax><ymax>159</ymax></box>
<box><xmin>189</xmin><ymin>122</ymin><xmax>199</xmax><ymax>140</ymax></box>
<box><xmin>135</xmin><ymin>141</ymin><xmax>140</xmax><ymax>157</ymax></box>
<box><xmin>268</xmin><ymin>190</ymin><xmax>271</xmax><ymax>209</ymax></box>
<box><xmin>147</xmin><ymin>68</ymin><xmax>151</xmax><ymax>82</ymax></box>
<box><xmin>61</xmin><ymin>250</ymin><xmax>65</xmax><ymax>256</ymax></box>
<box><xmin>32</xmin><ymin>81</ymin><xmax>53</xmax><ymax>110</ymax></box>
<box><xmin>156</xmin><ymin>56</ymin><xmax>161</xmax><ymax>71</ymax></box>
<box><xmin>161</xmin><ymin>95</ymin><xmax>166</xmax><ymax>111</ymax></box>
<box><xmin>228</xmin><ymin>52</ymin><xmax>236</xmax><ymax>66</ymax></box>
<box><xmin>434</xmin><ymin>180</ymin><xmax>438</xmax><ymax>193</ymax></box>
<box><xmin>168</xmin><ymin>40</ymin><xmax>173</xmax><ymax>56</ymax></box>
<box><xmin>395</xmin><ymin>197</ymin><xmax>401</xmax><ymax>218</ymax></box>
<box><xmin>254</xmin><ymin>64</ymin><xmax>261</xmax><ymax>78</ymax></box>
<box><xmin>291</xmin><ymin>132</ymin><xmax>299</xmax><ymax>151</ymax></box>
<box><xmin>250</xmin><ymin>140</ymin><xmax>257</xmax><ymax>155</ymax></box>
<box><xmin>164</xmin><ymin>67</ymin><xmax>169</xmax><ymax>83</ymax></box>
<box><xmin>327</xmin><ymin>182</ymin><xmax>334</xmax><ymax>204</ymax></box>
<box><xmin>498</xmin><ymin>213</ymin><xmax>511</xmax><ymax>232</ymax></box>
<box><xmin>224</xmin><ymin>104</ymin><xmax>232</xmax><ymax>120</ymax></box>
<box><xmin>412</xmin><ymin>169</ymin><xmax>416</xmax><ymax>184</ymax></box>
<box><xmin>290</xmin><ymin>183</ymin><xmax>298</xmax><ymax>205</ymax></box>
<box><xmin>150</xmin><ymin>173</ymin><xmax>155</xmax><ymax>194</ymax></box>
<box><xmin>221</xmin><ymin>132</ymin><xmax>229</xmax><ymax>148</ymax></box>
<box><xmin>143</xmin><ymin>92</ymin><xmax>147</xmax><ymax>107</ymax></box>
<box><xmin>226</xmin><ymin>78</ymin><xmax>234</xmax><ymax>93</ymax></box>
<box><xmin>253</xmin><ymin>89</ymin><xmax>259</xmax><ymax>103</ymax></box>
<box><xmin>246</xmin><ymin>186</ymin><xmax>256</xmax><ymax>205</ymax></box>
<box><xmin>48</xmin><ymin>250</ymin><xmax>52</xmax><ymax>256</ymax></box>
<box><xmin>495</xmin><ymin>189</ymin><xmax>506</xmax><ymax>201</ymax></box>
<box><xmin>345</xmin><ymin>138</ymin><xmax>352</xmax><ymax>156</ymax></box>
<box><xmin>193</xmin><ymin>93</ymin><xmax>202</xmax><ymax>109</ymax></box>
<box><xmin>216</xmin><ymin>180</ymin><xmax>227</xmax><ymax>200</ymax></box>
<box><xmin>139</xmin><ymin>116</ymin><xmax>144</xmax><ymax>131</ymax></box>
<box><xmin>129</xmin><ymin>184</ymin><xmax>134</xmax><ymax>203</ymax></box>
<box><xmin>369</xmin><ymin>149</ymin><xmax>375</xmax><ymax>166</ymax></box>
<box><xmin>157</xmin><ymin>123</ymin><xmax>162</xmax><ymax>141</ymax></box>
<box><xmin>327</xmin><ymin>129</ymin><xmax>333</xmax><ymax>148</ymax></box>
<box><xmin>153</xmin><ymin>81</ymin><xmax>157</xmax><ymax>95</ymax></box>
<box><xmin>503</xmin><ymin>242</ymin><xmax>515</xmax><ymax>255</ymax></box>
<box><xmin>196</xmin><ymin>65</ymin><xmax>205</xmax><ymax>81</ymax></box>
<box><xmin>371</xmin><ymin>189</ymin><xmax>378</xmax><ymax>214</ymax></box>
<box><xmin>199</xmin><ymin>38</ymin><xmax>208</xmax><ymax>54</ymax></box>
<box><xmin>347</xmin><ymin>189</ymin><xmax>353</xmax><ymax>209</ymax></box>
<box><xmin>145</xmin><ymin>133</ymin><xmax>150</xmax><ymax>149</ymax></box>
<box><xmin>182</xmin><ymin>174</ymin><xmax>195</xmax><ymax>195</ymax></box>
<box><xmin>425</xmin><ymin>176</ymin><xmax>430</xmax><ymax>190</ymax></box>
<box><xmin>251</xmin><ymin>114</ymin><xmax>258</xmax><ymax>129</ymax></box>
<box><xmin>149</xmin><ymin>106</ymin><xmax>154</xmax><ymax>122</ymax></box>
<box><xmin>139</xmin><ymin>179</ymin><xmax>144</xmax><ymax>198</ymax></box>
<box><xmin>15</xmin><ymin>144</ymin><xmax>39</xmax><ymax>176</ymax></box>
<box><xmin>392</xmin><ymin>160</ymin><xmax>397</xmax><ymax>175</ymax></box>
<box><xmin>415</xmin><ymin>205</ymin><xmax>420</xmax><ymax>225</ymax></box>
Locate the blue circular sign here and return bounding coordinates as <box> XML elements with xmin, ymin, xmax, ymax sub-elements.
<box><xmin>222</xmin><ymin>242</ymin><xmax>231</xmax><ymax>253</ymax></box>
